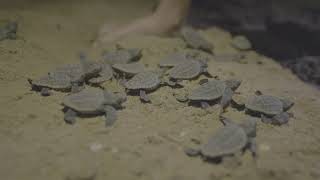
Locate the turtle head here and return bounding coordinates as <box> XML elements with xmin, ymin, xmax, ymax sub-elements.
<box><xmin>197</xmin><ymin>59</ymin><xmax>211</xmax><ymax>76</ymax></box>
<box><xmin>6</xmin><ymin>21</ymin><xmax>18</xmax><ymax>31</ymax></box>
<box><xmin>78</xmin><ymin>52</ymin><xmax>88</xmax><ymax>64</ymax></box>
<box><xmin>197</xmin><ymin>58</ymin><xmax>208</xmax><ymax>68</ymax></box>
<box><xmin>6</xmin><ymin>21</ymin><xmax>18</xmax><ymax>39</ymax></box>
<box><xmin>78</xmin><ymin>52</ymin><xmax>90</xmax><ymax>73</ymax></box>
<box><xmin>103</xmin><ymin>90</ymin><xmax>127</xmax><ymax>108</ymax></box>
<box><xmin>225</xmin><ymin>79</ymin><xmax>242</xmax><ymax>91</ymax></box>
<box><xmin>114</xmin><ymin>92</ymin><xmax>127</xmax><ymax>107</ymax></box>
<box><xmin>240</xmin><ymin>118</ymin><xmax>257</xmax><ymax>138</ymax></box>
<box><xmin>128</xmin><ymin>48</ymin><xmax>142</xmax><ymax>61</ymax></box>
<box><xmin>153</xmin><ymin>68</ymin><xmax>167</xmax><ymax>78</ymax></box>
<box><xmin>280</xmin><ymin>98</ymin><xmax>294</xmax><ymax>111</ymax></box>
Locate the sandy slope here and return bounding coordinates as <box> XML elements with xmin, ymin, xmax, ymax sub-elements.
<box><xmin>0</xmin><ymin>1</ymin><xmax>320</xmax><ymax>180</ymax></box>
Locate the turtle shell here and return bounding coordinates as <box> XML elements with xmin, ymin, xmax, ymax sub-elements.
<box><xmin>246</xmin><ymin>95</ymin><xmax>284</xmax><ymax>115</ymax></box>
<box><xmin>169</xmin><ymin>60</ymin><xmax>202</xmax><ymax>80</ymax></box>
<box><xmin>112</xmin><ymin>62</ymin><xmax>145</xmax><ymax>75</ymax></box>
<box><xmin>55</xmin><ymin>64</ymin><xmax>82</xmax><ymax>75</ymax></box>
<box><xmin>63</xmin><ymin>88</ymin><xmax>106</xmax><ymax>114</ymax></box>
<box><xmin>124</xmin><ymin>71</ymin><xmax>160</xmax><ymax>90</ymax></box>
<box><xmin>158</xmin><ymin>52</ymin><xmax>189</xmax><ymax>67</ymax></box>
<box><xmin>32</xmin><ymin>71</ymin><xmax>72</xmax><ymax>90</ymax></box>
<box><xmin>201</xmin><ymin>124</ymin><xmax>248</xmax><ymax>158</ymax></box>
<box><xmin>189</xmin><ymin>80</ymin><xmax>226</xmax><ymax>101</ymax></box>
<box><xmin>55</xmin><ymin>62</ymin><xmax>101</xmax><ymax>82</ymax></box>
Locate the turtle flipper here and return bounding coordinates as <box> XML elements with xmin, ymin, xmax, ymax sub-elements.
<box><xmin>166</xmin><ymin>79</ymin><xmax>177</xmax><ymax>87</ymax></box>
<box><xmin>40</xmin><ymin>88</ymin><xmax>51</xmax><ymax>96</ymax></box>
<box><xmin>261</xmin><ymin>114</ymin><xmax>273</xmax><ymax>124</ymax></box>
<box><xmin>104</xmin><ymin>105</ymin><xmax>117</xmax><ymax>127</ymax></box>
<box><xmin>70</xmin><ymin>83</ymin><xmax>84</xmax><ymax>93</ymax></box>
<box><xmin>198</xmin><ymin>79</ymin><xmax>209</xmax><ymax>85</ymax></box>
<box><xmin>271</xmin><ymin>112</ymin><xmax>290</xmax><ymax>126</ymax></box>
<box><xmin>184</xmin><ymin>147</ymin><xmax>201</xmax><ymax>157</ymax></box>
<box><xmin>248</xmin><ymin>137</ymin><xmax>257</xmax><ymax>157</ymax></box>
<box><xmin>140</xmin><ymin>90</ymin><xmax>150</xmax><ymax>103</ymax></box>
<box><xmin>220</xmin><ymin>87</ymin><xmax>233</xmax><ymax>113</ymax></box>
<box><xmin>202</xmin><ymin>68</ymin><xmax>213</xmax><ymax>78</ymax></box>
<box><xmin>78</xmin><ymin>52</ymin><xmax>102</xmax><ymax>81</ymax></box>
<box><xmin>200</xmin><ymin>101</ymin><xmax>210</xmax><ymax>109</ymax></box>
<box><xmin>88</xmin><ymin>76</ymin><xmax>107</xmax><ymax>84</ymax></box>
<box><xmin>118</xmin><ymin>78</ymin><xmax>127</xmax><ymax>87</ymax></box>
<box><xmin>219</xmin><ymin>116</ymin><xmax>235</xmax><ymax>126</ymax></box>
<box><xmin>64</xmin><ymin>108</ymin><xmax>77</xmax><ymax>124</ymax></box>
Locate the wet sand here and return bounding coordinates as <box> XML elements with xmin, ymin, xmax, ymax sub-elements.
<box><xmin>1</xmin><ymin>1</ymin><xmax>320</xmax><ymax>180</ymax></box>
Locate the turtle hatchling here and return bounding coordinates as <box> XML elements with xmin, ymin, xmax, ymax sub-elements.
<box><xmin>185</xmin><ymin>117</ymin><xmax>257</xmax><ymax>160</ymax></box>
<box><xmin>28</xmin><ymin>71</ymin><xmax>74</xmax><ymax>96</ymax></box>
<box><xmin>231</xmin><ymin>35</ymin><xmax>252</xmax><ymax>51</ymax></box>
<box><xmin>167</xmin><ymin>59</ymin><xmax>211</xmax><ymax>86</ymax></box>
<box><xmin>124</xmin><ymin>71</ymin><xmax>161</xmax><ymax>102</ymax></box>
<box><xmin>62</xmin><ymin>87</ymin><xmax>127</xmax><ymax>126</ymax></box>
<box><xmin>102</xmin><ymin>48</ymin><xmax>142</xmax><ymax>65</ymax></box>
<box><xmin>245</xmin><ymin>95</ymin><xmax>294</xmax><ymax>125</ymax></box>
<box><xmin>181</xmin><ymin>27</ymin><xmax>213</xmax><ymax>53</ymax></box>
<box><xmin>28</xmin><ymin>54</ymin><xmax>101</xmax><ymax>95</ymax></box>
<box><xmin>112</xmin><ymin>62</ymin><xmax>146</xmax><ymax>78</ymax></box>
<box><xmin>68</xmin><ymin>54</ymin><xmax>102</xmax><ymax>89</ymax></box>
<box><xmin>0</xmin><ymin>21</ymin><xmax>17</xmax><ymax>41</ymax></box>
<box><xmin>188</xmin><ymin>79</ymin><xmax>241</xmax><ymax>111</ymax></box>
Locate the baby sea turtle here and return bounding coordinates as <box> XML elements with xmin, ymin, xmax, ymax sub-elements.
<box><xmin>167</xmin><ymin>60</ymin><xmax>211</xmax><ymax>86</ymax></box>
<box><xmin>88</xmin><ymin>62</ymin><xmax>113</xmax><ymax>84</ymax></box>
<box><xmin>0</xmin><ymin>21</ymin><xmax>17</xmax><ymax>41</ymax></box>
<box><xmin>102</xmin><ymin>48</ymin><xmax>142</xmax><ymax>65</ymax></box>
<box><xmin>62</xmin><ymin>87</ymin><xmax>126</xmax><ymax>126</ymax></box>
<box><xmin>112</xmin><ymin>62</ymin><xmax>145</xmax><ymax>78</ymax></box>
<box><xmin>185</xmin><ymin>117</ymin><xmax>257</xmax><ymax>160</ymax></box>
<box><xmin>245</xmin><ymin>95</ymin><xmax>294</xmax><ymax>125</ymax></box>
<box><xmin>181</xmin><ymin>27</ymin><xmax>213</xmax><ymax>54</ymax></box>
<box><xmin>158</xmin><ymin>52</ymin><xmax>190</xmax><ymax>68</ymax></box>
<box><xmin>28</xmin><ymin>54</ymin><xmax>101</xmax><ymax>95</ymax></box>
<box><xmin>28</xmin><ymin>71</ymin><xmax>73</xmax><ymax>96</ymax></box>
<box><xmin>124</xmin><ymin>71</ymin><xmax>161</xmax><ymax>102</ymax></box>
<box><xmin>188</xmin><ymin>79</ymin><xmax>241</xmax><ymax>111</ymax></box>
<box><xmin>231</xmin><ymin>35</ymin><xmax>252</xmax><ymax>51</ymax></box>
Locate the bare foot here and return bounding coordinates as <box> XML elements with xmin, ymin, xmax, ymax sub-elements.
<box><xmin>98</xmin><ymin>23</ymin><xmax>119</xmax><ymax>37</ymax></box>
<box><xmin>94</xmin><ymin>0</ymin><xmax>191</xmax><ymax>47</ymax></box>
<box><xmin>93</xmin><ymin>23</ymin><xmax>121</xmax><ymax>47</ymax></box>
<box><xmin>95</xmin><ymin>15</ymin><xmax>173</xmax><ymax>46</ymax></box>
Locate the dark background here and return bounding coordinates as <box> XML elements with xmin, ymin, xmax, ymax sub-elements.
<box><xmin>189</xmin><ymin>0</ymin><xmax>320</xmax><ymax>87</ymax></box>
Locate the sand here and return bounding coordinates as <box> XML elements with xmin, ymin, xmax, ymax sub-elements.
<box><xmin>0</xmin><ymin>1</ymin><xmax>320</xmax><ymax>180</ymax></box>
